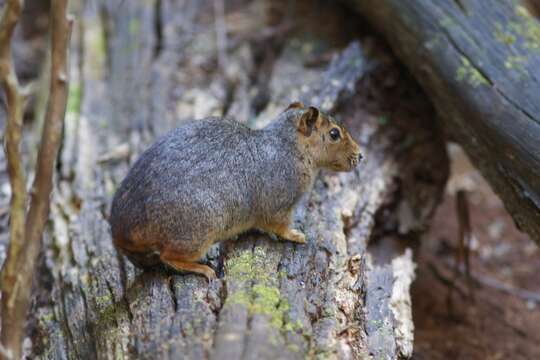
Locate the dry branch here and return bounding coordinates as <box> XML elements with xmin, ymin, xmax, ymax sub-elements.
<box><xmin>0</xmin><ymin>1</ymin><xmax>28</xmax><ymax>359</ymax></box>
<box><xmin>0</xmin><ymin>0</ymin><xmax>72</xmax><ymax>359</ymax></box>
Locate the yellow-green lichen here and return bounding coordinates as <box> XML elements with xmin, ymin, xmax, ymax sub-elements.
<box><xmin>227</xmin><ymin>251</ymin><xmax>260</xmax><ymax>280</ymax></box>
<box><xmin>226</xmin><ymin>284</ymin><xmax>291</xmax><ymax>329</ymax></box>
<box><xmin>97</xmin><ymin>302</ymin><xmax>122</xmax><ymax>325</ymax></box>
<box><xmin>284</xmin><ymin>320</ymin><xmax>303</xmax><ymax>332</ymax></box>
<box><xmin>253</xmin><ymin>284</ymin><xmax>290</xmax><ymax>328</ymax></box>
<box><xmin>509</xmin><ymin>5</ymin><xmax>540</xmax><ymax>52</ymax></box>
<box><xmin>38</xmin><ymin>311</ymin><xmax>56</xmax><ymax>327</ymax></box>
<box><xmin>456</xmin><ymin>57</ymin><xmax>489</xmax><ymax>87</ymax></box>
<box><xmin>504</xmin><ymin>55</ymin><xmax>528</xmax><ymax>72</ymax></box>
<box><xmin>224</xmin><ymin>247</ymin><xmax>296</xmax><ymax>330</ymax></box>
<box><xmin>95</xmin><ymin>293</ymin><xmax>114</xmax><ymax>308</ymax></box>
<box><xmin>494</xmin><ymin>23</ymin><xmax>517</xmax><ymax>45</ymax></box>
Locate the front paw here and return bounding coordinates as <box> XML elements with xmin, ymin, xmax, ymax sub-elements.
<box><xmin>284</xmin><ymin>229</ymin><xmax>306</xmax><ymax>244</ymax></box>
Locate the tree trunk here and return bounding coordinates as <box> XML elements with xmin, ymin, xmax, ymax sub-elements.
<box><xmin>19</xmin><ymin>1</ymin><xmax>448</xmax><ymax>359</ymax></box>
<box><xmin>347</xmin><ymin>0</ymin><xmax>540</xmax><ymax>243</ymax></box>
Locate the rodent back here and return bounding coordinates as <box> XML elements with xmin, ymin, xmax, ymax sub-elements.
<box><xmin>110</xmin><ymin>117</ymin><xmax>309</xmax><ymax>241</ymax></box>
<box><xmin>112</xmin><ymin>119</ymin><xmax>257</xmax><ymax>234</ymax></box>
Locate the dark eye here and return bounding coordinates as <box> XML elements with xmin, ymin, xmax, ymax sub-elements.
<box><xmin>329</xmin><ymin>128</ymin><xmax>341</xmax><ymax>141</ymax></box>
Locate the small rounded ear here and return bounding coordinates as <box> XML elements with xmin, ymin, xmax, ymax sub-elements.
<box><xmin>297</xmin><ymin>106</ymin><xmax>320</xmax><ymax>136</ymax></box>
<box><xmin>285</xmin><ymin>101</ymin><xmax>305</xmax><ymax>111</ymax></box>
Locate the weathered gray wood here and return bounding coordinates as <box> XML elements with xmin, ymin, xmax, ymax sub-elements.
<box><xmin>347</xmin><ymin>0</ymin><xmax>540</xmax><ymax>243</ymax></box>
<box><xmin>13</xmin><ymin>1</ymin><xmax>448</xmax><ymax>359</ymax></box>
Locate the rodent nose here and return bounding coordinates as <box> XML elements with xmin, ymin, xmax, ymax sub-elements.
<box><xmin>357</xmin><ymin>153</ymin><xmax>363</xmax><ymax>162</ymax></box>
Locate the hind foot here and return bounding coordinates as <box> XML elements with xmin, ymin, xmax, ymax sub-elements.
<box><xmin>260</xmin><ymin>220</ymin><xmax>307</xmax><ymax>244</ymax></box>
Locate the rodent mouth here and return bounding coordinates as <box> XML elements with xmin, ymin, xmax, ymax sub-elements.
<box><xmin>348</xmin><ymin>153</ymin><xmax>361</xmax><ymax>169</ymax></box>
<box><xmin>329</xmin><ymin>154</ymin><xmax>361</xmax><ymax>171</ymax></box>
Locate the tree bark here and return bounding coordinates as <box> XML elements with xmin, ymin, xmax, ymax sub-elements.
<box><xmin>21</xmin><ymin>1</ymin><xmax>448</xmax><ymax>359</ymax></box>
<box><xmin>347</xmin><ymin>0</ymin><xmax>540</xmax><ymax>243</ymax></box>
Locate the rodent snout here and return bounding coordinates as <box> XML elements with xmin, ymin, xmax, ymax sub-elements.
<box><xmin>348</xmin><ymin>151</ymin><xmax>363</xmax><ymax>169</ymax></box>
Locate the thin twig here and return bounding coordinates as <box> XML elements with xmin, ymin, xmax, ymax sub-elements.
<box><xmin>0</xmin><ymin>1</ymin><xmax>27</xmax><ymax>359</ymax></box>
<box><xmin>456</xmin><ymin>190</ymin><xmax>474</xmax><ymax>300</ymax></box>
<box><xmin>446</xmin><ymin>190</ymin><xmax>475</xmax><ymax>315</ymax></box>
<box><xmin>0</xmin><ymin>1</ymin><xmax>72</xmax><ymax>358</ymax></box>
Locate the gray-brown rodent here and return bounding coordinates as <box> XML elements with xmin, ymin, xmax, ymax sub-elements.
<box><xmin>109</xmin><ymin>102</ymin><xmax>362</xmax><ymax>279</ymax></box>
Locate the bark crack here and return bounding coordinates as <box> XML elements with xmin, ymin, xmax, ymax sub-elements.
<box><xmin>59</xmin><ymin>278</ymin><xmax>79</xmax><ymax>359</ymax></box>
<box><xmin>153</xmin><ymin>0</ymin><xmax>163</xmax><ymax>58</ymax></box>
<box><xmin>168</xmin><ymin>276</ymin><xmax>178</xmax><ymax>313</ymax></box>
<box><xmin>452</xmin><ymin>0</ymin><xmax>468</xmax><ymax>15</ymax></box>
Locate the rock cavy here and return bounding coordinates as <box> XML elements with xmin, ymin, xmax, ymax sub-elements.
<box><xmin>109</xmin><ymin>102</ymin><xmax>362</xmax><ymax>279</ymax></box>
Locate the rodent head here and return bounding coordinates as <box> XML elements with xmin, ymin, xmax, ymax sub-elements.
<box><xmin>291</xmin><ymin>103</ymin><xmax>362</xmax><ymax>172</ymax></box>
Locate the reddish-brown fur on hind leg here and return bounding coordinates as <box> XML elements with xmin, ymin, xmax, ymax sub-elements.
<box><xmin>160</xmin><ymin>247</ymin><xmax>216</xmax><ymax>280</ymax></box>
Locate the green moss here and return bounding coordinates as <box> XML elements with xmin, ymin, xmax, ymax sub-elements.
<box><xmin>38</xmin><ymin>311</ymin><xmax>56</xmax><ymax>327</ymax></box>
<box><xmin>456</xmin><ymin>57</ymin><xmax>489</xmax><ymax>87</ymax></box>
<box><xmin>508</xmin><ymin>6</ymin><xmax>540</xmax><ymax>52</ymax></box>
<box><xmin>494</xmin><ymin>23</ymin><xmax>517</xmax><ymax>45</ymax></box>
<box><xmin>225</xmin><ymin>246</ymin><xmax>296</xmax><ymax>331</ymax></box>
<box><xmin>227</xmin><ymin>284</ymin><xmax>292</xmax><ymax>329</ymax></box>
<box><xmin>504</xmin><ymin>55</ymin><xmax>528</xmax><ymax>73</ymax></box>
<box><xmin>95</xmin><ymin>293</ymin><xmax>113</xmax><ymax>307</ymax></box>
<box><xmin>227</xmin><ymin>251</ymin><xmax>257</xmax><ymax>280</ymax></box>
<box><xmin>252</xmin><ymin>284</ymin><xmax>290</xmax><ymax>328</ymax></box>
<box><xmin>97</xmin><ymin>302</ymin><xmax>122</xmax><ymax>325</ymax></box>
<box><xmin>284</xmin><ymin>320</ymin><xmax>303</xmax><ymax>332</ymax></box>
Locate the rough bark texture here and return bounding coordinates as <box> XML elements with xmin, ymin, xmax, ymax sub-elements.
<box><xmin>0</xmin><ymin>0</ymin><xmax>447</xmax><ymax>359</ymax></box>
<box><xmin>348</xmin><ymin>0</ymin><xmax>540</xmax><ymax>243</ymax></box>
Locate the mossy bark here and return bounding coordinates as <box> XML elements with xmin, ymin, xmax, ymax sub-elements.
<box><xmin>347</xmin><ymin>0</ymin><xmax>540</xmax><ymax>243</ymax></box>
<box><xmin>20</xmin><ymin>1</ymin><xmax>448</xmax><ymax>359</ymax></box>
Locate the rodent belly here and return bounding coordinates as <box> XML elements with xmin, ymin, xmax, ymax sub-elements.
<box><xmin>212</xmin><ymin>221</ymin><xmax>254</xmax><ymax>243</ymax></box>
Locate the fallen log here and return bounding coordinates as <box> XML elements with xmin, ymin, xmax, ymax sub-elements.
<box><xmin>16</xmin><ymin>1</ymin><xmax>448</xmax><ymax>359</ymax></box>
<box><xmin>348</xmin><ymin>0</ymin><xmax>540</xmax><ymax>243</ymax></box>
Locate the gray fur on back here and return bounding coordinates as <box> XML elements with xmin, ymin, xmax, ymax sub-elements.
<box><xmin>110</xmin><ymin>110</ymin><xmax>310</xmax><ymax>254</ymax></box>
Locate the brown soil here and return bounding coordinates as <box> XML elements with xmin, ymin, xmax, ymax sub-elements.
<box><xmin>412</xmin><ymin>145</ymin><xmax>540</xmax><ymax>360</ymax></box>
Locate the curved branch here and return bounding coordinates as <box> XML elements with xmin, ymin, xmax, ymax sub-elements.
<box><xmin>0</xmin><ymin>0</ymin><xmax>72</xmax><ymax>359</ymax></box>
<box><xmin>0</xmin><ymin>1</ymin><xmax>28</xmax><ymax>358</ymax></box>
